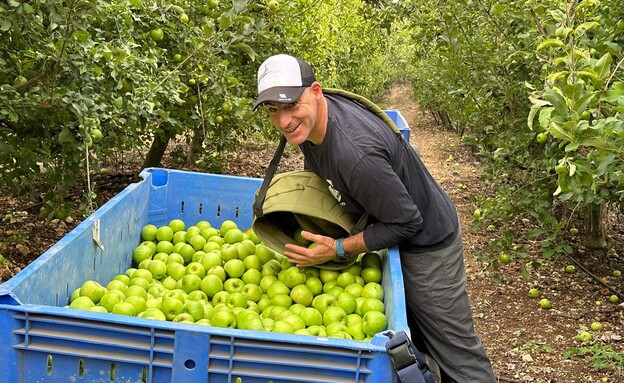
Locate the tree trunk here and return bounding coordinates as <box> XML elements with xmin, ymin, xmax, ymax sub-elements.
<box><xmin>584</xmin><ymin>203</ymin><xmax>607</xmax><ymax>253</ymax></box>
<box><xmin>142</xmin><ymin>128</ymin><xmax>174</xmax><ymax>169</ymax></box>
<box><xmin>188</xmin><ymin>130</ymin><xmax>205</xmax><ymax>163</ymax></box>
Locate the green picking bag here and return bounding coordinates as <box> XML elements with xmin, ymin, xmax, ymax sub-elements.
<box><xmin>252</xmin><ymin>170</ymin><xmax>360</xmax><ymax>270</ymax></box>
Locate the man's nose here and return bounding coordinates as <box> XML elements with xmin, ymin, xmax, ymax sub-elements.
<box><xmin>275</xmin><ymin>109</ymin><xmax>293</xmax><ymax>130</ymax></box>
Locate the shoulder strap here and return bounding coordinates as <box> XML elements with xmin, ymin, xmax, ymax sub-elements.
<box><xmin>385</xmin><ymin>330</ymin><xmax>438</xmax><ymax>383</ymax></box>
<box><xmin>253</xmin><ymin>135</ymin><xmax>287</xmax><ymax>219</ymax></box>
<box><xmin>323</xmin><ymin>88</ymin><xmax>402</xmax><ymax>137</ymax></box>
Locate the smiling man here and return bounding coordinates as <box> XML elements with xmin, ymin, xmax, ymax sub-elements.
<box><xmin>253</xmin><ymin>54</ymin><xmax>495</xmax><ymax>383</ymax></box>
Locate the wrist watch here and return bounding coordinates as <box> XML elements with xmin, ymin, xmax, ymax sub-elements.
<box><xmin>334</xmin><ymin>238</ymin><xmax>351</xmax><ymax>263</ymax></box>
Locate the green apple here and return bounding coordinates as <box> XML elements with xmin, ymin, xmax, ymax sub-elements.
<box><xmin>335</xmin><ymin>292</ymin><xmax>357</xmax><ymax>314</ymax></box>
<box><xmin>342</xmin><ymin>263</ymin><xmax>362</xmax><ymax>277</ymax></box>
<box><xmin>183</xmin><ymin>300</ymin><xmax>205</xmax><ymax>321</ymax></box>
<box><xmin>226</xmin><ymin>292</ymin><xmax>248</xmax><ymax>309</ymax></box>
<box><xmin>323</xmin><ymin>306</ymin><xmax>347</xmax><ymax>327</ymax></box>
<box><xmin>331</xmin><ymin>331</ymin><xmax>354</xmax><ymax>340</ymax></box>
<box><xmin>147</xmin><ymin>259</ymin><xmax>167</xmax><ymax>280</ymax></box>
<box><xmin>261</xmin><ymin>264</ymin><xmax>278</xmax><ymax>277</ymax></box>
<box><xmin>243</xmin><ymin>254</ymin><xmax>263</xmax><ymax>271</ymax></box>
<box><xmin>111</xmin><ymin>301</ymin><xmax>136</xmax><ymax>316</ymax></box>
<box><xmin>172</xmin><ymin>230</ymin><xmax>187</xmax><ymax>245</ymax></box>
<box><xmin>212</xmin><ymin>290</ymin><xmax>231</xmax><ymax>306</ymax></box>
<box><xmin>99</xmin><ymin>290</ymin><xmax>125</xmax><ymax>312</ymax></box>
<box><xmin>220</xmin><ymin>245</ymin><xmax>239</xmax><ymax>262</ymax></box>
<box><xmin>362</xmin><ymin>310</ymin><xmax>388</xmax><ymax>336</ymax></box>
<box><xmin>124</xmin><ymin>268</ymin><xmax>137</xmax><ymax>278</ymax></box>
<box><xmin>79</xmin><ymin>280</ymin><xmax>107</xmax><ymax>304</ymax></box>
<box><xmin>262</xmin><ymin>317</ymin><xmax>275</xmax><ymax>331</ymax></box>
<box><xmin>257</xmin><ymin>295</ymin><xmax>272</xmax><ymax>312</ymax></box>
<box><xmin>156</xmin><ymin>226</ymin><xmax>174</xmax><ymax>242</ymax></box>
<box><xmin>172</xmin><ymin>312</ymin><xmax>195</xmax><ymax>323</ymax></box>
<box><xmin>355</xmin><ymin>276</ymin><xmax>365</xmax><ymax>286</ymax></box>
<box><xmin>145</xmin><ymin>297</ymin><xmax>162</xmax><ymax>309</ymax></box>
<box><xmin>185</xmin><ymin>262</ymin><xmax>206</xmax><ymax>279</ymax></box>
<box><xmin>140</xmin><ymin>307</ymin><xmax>166</xmax><ymax>321</ymax></box>
<box><xmin>290</xmin><ymin>284</ymin><xmax>314</xmax><ymax>306</ymax></box>
<box><xmin>161</xmin><ymin>276</ymin><xmax>178</xmax><ymax>290</ymax></box>
<box><xmin>295</xmin><ymin>328</ymin><xmax>312</xmax><ymax>336</ymax></box>
<box><xmin>267</xmin><ymin>280</ymin><xmax>290</xmax><ymax>298</ymax></box>
<box><xmin>325</xmin><ymin>322</ymin><xmax>348</xmax><ymax>337</ymax></box>
<box><xmin>327</xmin><ymin>285</ymin><xmax>344</xmax><ymax>298</ymax></box>
<box><xmin>207</xmin><ymin>265</ymin><xmax>227</xmax><ymax>282</ymax></box>
<box><xmin>125</xmin><ymin>295</ymin><xmax>147</xmax><ymax>314</ymax></box>
<box><xmin>360</xmin><ymin>297</ymin><xmax>385</xmax><ymax>315</ymax></box>
<box><xmin>133</xmin><ymin>245</ymin><xmax>154</xmax><ymax>265</ymax></box>
<box><xmin>180</xmin><ymin>274</ymin><xmax>202</xmax><ymax>293</ymax></box>
<box><xmin>224</xmin><ymin>259</ymin><xmax>246</xmax><ymax>279</ymax></box>
<box><xmin>344</xmin><ymin>283</ymin><xmax>363</xmax><ymax>298</ymax></box>
<box><xmin>255</xmin><ymin>244</ymin><xmax>276</xmax><ymax>264</ymax></box>
<box><xmin>299</xmin><ymin>307</ymin><xmax>323</xmax><ymax>327</ymax></box>
<box><xmin>113</xmin><ymin>274</ymin><xmax>131</xmax><ymax>285</ymax></box>
<box><xmin>69</xmin><ymin>296</ymin><xmax>96</xmax><ymax>310</ymax></box>
<box><xmin>161</xmin><ymin>297</ymin><xmax>184</xmax><ymax>321</ymax></box>
<box><xmin>289</xmin><ymin>303</ymin><xmax>306</xmax><ymax>316</ymax></box>
<box><xmin>124</xmin><ymin>285</ymin><xmax>148</xmax><ymax>300</ymax></box>
<box><xmin>242</xmin><ymin>268</ymin><xmax>262</xmax><ymax>286</ymax></box>
<box><xmin>242</xmin><ymin>283</ymin><xmax>263</xmax><ymax>303</ymax></box>
<box><xmin>163</xmin><ymin>288</ymin><xmax>186</xmax><ymax>303</ymax></box>
<box><xmin>156</xmin><ymin>240</ymin><xmax>174</xmax><ymax>254</ymax></box>
<box><xmin>307</xmin><ymin>325</ymin><xmax>327</xmax><ymax>337</ymax></box>
<box><xmin>235</xmin><ymin>243</ymin><xmax>250</xmax><ymax>260</ymax></box>
<box><xmin>188</xmin><ymin>234</ymin><xmax>207</xmax><ymax>251</ymax></box>
<box><xmin>141</xmin><ymin>224</ymin><xmax>158</xmax><ymax>241</ymax></box>
<box><xmin>224</xmin><ymin>277</ymin><xmax>245</xmax><ymax>293</ymax></box>
<box><xmin>319</xmin><ymin>269</ymin><xmax>340</xmax><ymax>284</ymax></box>
<box><xmin>282</xmin><ymin>313</ymin><xmax>306</xmax><ymax>331</ymax></box>
<box><xmin>191</xmin><ymin>250</ymin><xmax>207</xmax><ymax>263</ymax></box>
<box><xmin>361</xmin><ymin>282</ymin><xmax>384</xmax><ymax>300</ymax></box>
<box><xmin>178</xmin><ymin>244</ymin><xmax>196</xmax><ymax>264</ymax></box>
<box><xmin>224</xmin><ymin>228</ymin><xmax>244</xmax><ymax>244</ymax></box>
<box><xmin>129</xmin><ymin>277</ymin><xmax>150</xmax><ymax>291</ymax></box>
<box><xmin>312</xmin><ymin>293</ymin><xmax>337</xmax><ymax>314</ymax></box>
<box><xmin>166</xmin><ymin>262</ymin><xmax>187</xmax><ymax>281</ymax></box>
<box><xmin>211</xmin><ymin>309</ymin><xmax>237</xmax><ymax>328</ymax></box>
<box><xmin>281</xmin><ymin>267</ymin><xmax>307</xmax><ymax>288</ymax></box>
<box><xmin>203</xmin><ymin>241</ymin><xmax>221</xmax><ymax>253</ymax></box>
<box><xmin>208</xmin><ymin>235</ymin><xmax>225</xmax><ymax>247</ymax></box>
<box><xmin>153</xmin><ymin>252</ymin><xmax>169</xmax><ymax>263</ymax></box>
<box><xmin>272</xmin><ymin>320</ymin><xmax>294</xmax><ymax>334</ymax></box>
<box><xmin>237</xmin><ymin>311</ymin><xmax>264</xmax><ymax>331</ymax></box>
<box><xmin>201</xmin><ymin>274</ymin><xmax>224</xmax><ymax>298</ymax></box>
<box><xmin>322</xmin><ymin>280</ymin><xmax>338</xmax><ymax>294</ymax></box>
<box><xmin>200</xmin><ymin>251</ymin><xmax>222</xmax><ymax>270</ymax></box>
<box><xmin>200</xmin><ymin>227</ymin><xmax>219</xmax><ymax>240</ymax></box>
<box><xmin>166</xmin><ymin>252</ymin><xmax>185</xmax><ymax>265</ymax></box>
<box><xmin>336</xmin><ymin>272</ymin><xmax>356</xmax><ymax>288</ymax></box>
<box><xmin>186</xmin><ymin>290</ymin><xmax>208</xmax><ymax>301</ymax></box>
<box><xmin>305</xmin><ymin>276</ymin><xmax>324</xmax><ymax>296</ymax></box>
<box><xmin>361</xmin><ymin>267</ymin><xmax>382</xmax><ymax>284</ymax></box>
<box><xmin>137</xmin><ymin>258</ymin><xmax>151</xmax><ymax>271</ymax></box>
<box><xmin>292</xmin><ymin>227</ymin><xmax>311</xmax><ymax>245</ymax></box>
<box><xmin>259</xmin><ymin>275</ymin><xmax>278</xmax><ymax>293</ymax></box>
<box><xmin>271</xmin><ymin>293</ymin><xmax>292</xmax><ymax>308</ymax></box>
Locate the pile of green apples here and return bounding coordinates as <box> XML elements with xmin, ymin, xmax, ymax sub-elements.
<box><xmin>66</xmin><ymin>218</ymin><xmax>389</xmax><ymax>341</ymax></box>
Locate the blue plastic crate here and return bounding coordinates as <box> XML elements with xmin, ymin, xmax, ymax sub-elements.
<box><xmin>0</xmin><ymin>168</ymin><xmax>409</xmax><ymax>383</ymax></box>
<box><xmin>383</xmin><ymin>109</ymin><xmax>410</xmax><ymax>141</ymax></box>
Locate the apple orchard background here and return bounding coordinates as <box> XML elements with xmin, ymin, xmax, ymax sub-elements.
<box><xmin>1</xmin><ymin>0</ymin><xmax>624</xmax><ymax>382</ymax></box>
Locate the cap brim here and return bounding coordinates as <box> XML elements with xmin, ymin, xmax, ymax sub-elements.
<box><xmin>253</xmin><ymin>86</ymin><xmax>307</xmax><ymax>111</ymax></box>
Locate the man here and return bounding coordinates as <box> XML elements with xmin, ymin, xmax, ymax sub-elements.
<box><xmin>253</xmin><ymin>53</ymin><xmax>495</xmax><ymax>383</ymax></box>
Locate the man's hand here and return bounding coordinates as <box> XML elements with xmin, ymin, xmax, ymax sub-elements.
<box><xmin>283</xmin><ymin>230</ymin><xmax>337</xmax><ymax>267</ymax></box>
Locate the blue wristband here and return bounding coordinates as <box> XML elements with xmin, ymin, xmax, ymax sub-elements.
<box><xmin>335</xmin><ymin>238</ymin><xmax>345</xmax><ymax>255</ymax></box>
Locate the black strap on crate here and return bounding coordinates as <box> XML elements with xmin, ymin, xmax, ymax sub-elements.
<box><xmin>385</xmin><ymin>330</ymin><xmax>437</xmax><ymax>383</ymax></box>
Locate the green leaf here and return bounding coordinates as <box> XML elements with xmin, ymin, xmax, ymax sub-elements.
<box><xmin>594</xmin><ymin>53</ymin><xmax>613</xmax><ymax>81</ymax></box>
<box><xmin>536</xmin><ymin>38</ymin><xmax>566</xmax><ymax>51</ymax></box>
<box><xmin>233</xmin><ymin>43</ymin><xmax>256</xmax><ymax>61</ymax></box>
<box><xmin>574</xmin><ymin>21</ymin><xmax>600</xmax><ymax>36</ymax></box>
<box><xmin>490</xmin><ymin>4</ymin><xmax>506</xmax><ymax>15</ymax></box>
<box><xmin>0</xmin><ymin>20</ymin><xmax>11</xmax><ymax>32</ymax></box>
<box><xmin>601</xmin><ymin>82</ymin><xmax>624</xmax><ymax>103</ymax></box>
<box><xmin>526</xmin><ymin>229</ymin><xmax>544</xmax><ymax>238</ymax></box>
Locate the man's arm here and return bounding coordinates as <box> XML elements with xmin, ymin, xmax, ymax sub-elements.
<box><xmin>283</xmin><ymin>230</ymin><xmax>368</xmax><ymax>267</ymax></box>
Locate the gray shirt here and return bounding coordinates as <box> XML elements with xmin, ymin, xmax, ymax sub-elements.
<box><xmin>301</xmin><ymin>93</ymin><xmax>459</xmax><ymax>253</ymax></box>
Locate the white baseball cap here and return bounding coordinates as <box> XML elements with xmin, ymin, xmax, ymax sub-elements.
<box><xmin>253</xmin><ymin>54</ymin><xmax>316</xmax><ymax>111</ymax></box>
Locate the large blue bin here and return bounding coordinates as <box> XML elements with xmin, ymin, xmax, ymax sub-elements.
<box><xmin>0</xmin><ymin>167</ymin><xmax>409</xmax><ymax>383</ymax></box>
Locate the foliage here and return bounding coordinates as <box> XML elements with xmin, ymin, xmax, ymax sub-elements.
<box><xmin>390</xmin><ymin>0</ymin><xmax>623</xmax><ymax>263</ymax></box>
<box><xmin>564</xmin><ymin>335</ymin><xmax>624</xmax><ymax>372</ymax></box>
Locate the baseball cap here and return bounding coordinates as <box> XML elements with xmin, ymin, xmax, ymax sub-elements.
<box><xmin>253</xmin><ymin>54</ymin><xmax>316</xmax><ymax>111</ymax></box>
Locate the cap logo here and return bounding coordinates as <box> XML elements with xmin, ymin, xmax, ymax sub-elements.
<box><xmin>259</xmin><ymin>65</ymin><xmax>270</xmax><ymax>82</ymax></box>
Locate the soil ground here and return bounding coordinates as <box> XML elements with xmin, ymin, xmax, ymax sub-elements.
<box><xmin>1</xmin><ymin>83</ymin><xmax>622</xmax><ymax>382</ymax></box>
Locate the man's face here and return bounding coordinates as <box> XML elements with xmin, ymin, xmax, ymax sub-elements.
<box><xmin>265</xmin><ymin>86</ymin><xmax>322</xmax><ymax>145</ymax></box>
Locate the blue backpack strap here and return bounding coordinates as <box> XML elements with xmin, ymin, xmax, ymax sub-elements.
<box><xmin>385</xmin><ymin>331</ymin><xmax>437</xmax><ymax>383</ymax></box>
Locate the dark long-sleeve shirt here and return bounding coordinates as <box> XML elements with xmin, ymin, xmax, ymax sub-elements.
<box><xmin>300</xmin><ymin>93</ymin><xmax>459</xmax><ymax>253</ymax></box>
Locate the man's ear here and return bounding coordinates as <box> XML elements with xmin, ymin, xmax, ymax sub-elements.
<box><xmin>309</xmin><ymin>82</ymin><xmax>323</xmax><ymax>98</ymax></box>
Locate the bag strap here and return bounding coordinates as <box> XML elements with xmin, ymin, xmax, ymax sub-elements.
<box><xmin>253</xmin><ymin>135</ymin><xmax>287</xmax><ymax>219</ymax></box>
<box><xmin>385</xmin><ymin>331</ymin><xmax>437</xmax><ymax>383</ymax></box>
<box><xmin>323</xmin><ymin>88</ymin><xmax>402</xmax><ymax>137</ymax></box>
